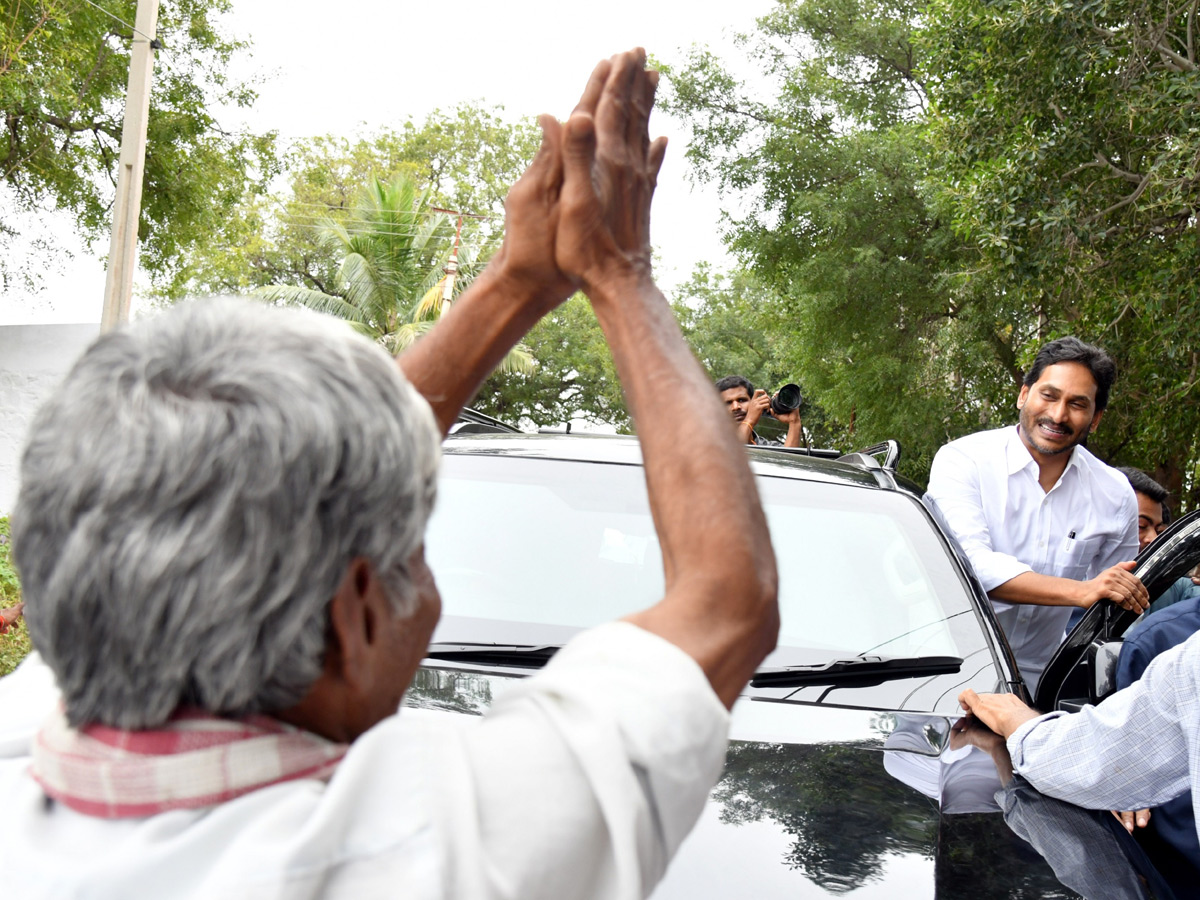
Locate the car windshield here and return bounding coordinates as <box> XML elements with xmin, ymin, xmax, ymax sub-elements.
<box><xmin>426</xmin><ymin>454</ymin><xmax>993</xmax><ymax>680</ymax></box>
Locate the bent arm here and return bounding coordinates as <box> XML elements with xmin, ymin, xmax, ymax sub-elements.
<box><xmin>1006</xmin><ymin>633</ymin><xmax>1199</xmax><ymax>811</ymax></box>
<box><xmin>590</xmin><ymin>274</ymin><xmax>778</xmax><ymax>708</ymax></box>
<box><xmin>397</xmin><ymin>268</ymin><xmax>556</xmax><ymax>436</ymax></box>
<box><xmin>558</xmin><ymin>52</ymin><xmax>778</xmax><ymax>708</ymax></box>
<box><xmin>926</xmin><ymin>444</ymin><xmax>1032</xmax><ymax>591</ymax></box>
<box><xmin>989</xmin><ymin>571</ymin><xmax>1088</xmax><ymax>607</ymax></box>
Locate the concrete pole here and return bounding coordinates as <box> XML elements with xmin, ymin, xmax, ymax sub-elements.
<box><xmin>100</xmin><ymin>0</ymin><xmax>160</xmax><ymax>333</ymax></box>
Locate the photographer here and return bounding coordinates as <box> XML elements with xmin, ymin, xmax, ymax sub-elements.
<box><xmin>715</xmin><ymin>375</ymin><xmax>803</xmax><ymax>448</ymax></box>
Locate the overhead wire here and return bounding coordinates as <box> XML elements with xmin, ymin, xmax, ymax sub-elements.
<box><xmin>75</xmin><ymin>0</ymin><xmax>159</xmax><ymax>46</ymax></box>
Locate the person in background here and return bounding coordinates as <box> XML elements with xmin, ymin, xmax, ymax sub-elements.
<box><xmin>1112</xmin><ymin>466</ymin><xmax>1199</xmax><ymax>622</ymax></box>
<box><xmin>715</xmin><ymin>375</ymin><xmax>803</xmax><ymax>448</ymax></box>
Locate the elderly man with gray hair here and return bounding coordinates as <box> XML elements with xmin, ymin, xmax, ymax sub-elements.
<box><xmin>0</xmin><ymin>50</ymin><xmax>779</xmax><ymax>899</ymax></box>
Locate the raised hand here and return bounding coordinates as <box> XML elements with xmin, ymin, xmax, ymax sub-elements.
<box><xmin>556</xmin><ymin>49</ymin><xmax>667</xmax><ymax>292</ymax></box>
<box><xmin>488</xmin><ymin>115</ymin><xmax>575</xmax><ymax>316</ymax></box>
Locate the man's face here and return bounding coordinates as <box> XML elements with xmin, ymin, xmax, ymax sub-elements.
<box><xmin>1134</xmin><ymin>491</ymin><xmax>1166</xmax><ymax>552</ymax></box>
<box><xmin>721</xmin><ymin>387</ymin><xmax>753</xmax><ymax>423</ymax></box>
<box><xmin>1016</xmin><ymin>362</ymin><xmax>1103</xmax><ymax>459</ymax></box>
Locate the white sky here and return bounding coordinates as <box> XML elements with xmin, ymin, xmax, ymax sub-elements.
<box><xmin>2</xmin><ymin>0</ymin><xmax>774</xmax><ymax>326</ymax></box>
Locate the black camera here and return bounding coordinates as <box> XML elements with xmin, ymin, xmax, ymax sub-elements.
<box><xmin>768</xmin><ymin>383</ymin><xmax>802</xmax><ymax>416</ymax></box>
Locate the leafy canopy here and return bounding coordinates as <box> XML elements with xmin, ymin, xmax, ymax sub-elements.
<box><xmin>1</xmin><ymin>0</ymin><xmax>276</xmax><ymax>294</ymax></box>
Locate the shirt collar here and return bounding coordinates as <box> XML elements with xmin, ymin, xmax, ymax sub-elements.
<box><xmin>1006</xmin><ymin>424</ymin><xmax>1084</xmax><ymax>480</ymax></box>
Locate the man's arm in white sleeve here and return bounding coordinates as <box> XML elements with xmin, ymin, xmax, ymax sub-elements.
<box><xmin>926</xmin><ymin>443</ymin><xmax>1031</xmax><ymax>592</ymax></box>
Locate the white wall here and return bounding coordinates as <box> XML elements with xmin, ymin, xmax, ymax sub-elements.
<box><xmin>0</xmin><ymin>324</ymin><xmax>100</xmax><ymax>514</ymax></box>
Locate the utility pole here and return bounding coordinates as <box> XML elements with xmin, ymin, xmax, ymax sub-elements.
<box><xmin>100</xmin><ymin>0</ymin><xmax>161</xmax><ymax>332</ymax></box>
<box><xmin>430</xmin><ymin>207</ymin><xmax>488</xmax><ymax>310</ymax></box>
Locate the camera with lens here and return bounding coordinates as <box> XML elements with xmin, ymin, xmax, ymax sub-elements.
<box><xmin>765</xmin><ymin>383</ymin><xmax>802</xmax><ymax>418</ymax></box>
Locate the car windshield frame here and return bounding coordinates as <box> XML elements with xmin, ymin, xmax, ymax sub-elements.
<box><xmin>424</xmin><ymin>452</ymin><xmax>1006</xmax><ymax>714</ymax></box>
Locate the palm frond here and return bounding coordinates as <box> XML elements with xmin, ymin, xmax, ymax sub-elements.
<box><xmin>413</xmin><ymin>276</ymin><xmax>449</xmax><ymax>321</ymax></box>
<box><xmin>255</xmin><ymin>285</ymin><xmax>365</xmax><ymax>324</ymax></box>
<box><xmin>498</xmin><ymin>343</ymin><xmax>536</xmax><ymax>375</ymax></box>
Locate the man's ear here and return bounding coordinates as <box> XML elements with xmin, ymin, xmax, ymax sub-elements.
<box><xmin>1016</xmin><ymin>383</ymin><xmax>1029</xmax><ymax>410</ymax></box>
<box><xmin>327</xmin><ymin>557</ymin><xmax>379</xmax><ymax>691</ymax></box>
<box><xmin>1089</xmin><ymin>409</ymin><xmax>1104</xmax><ymax>433</ymax></box>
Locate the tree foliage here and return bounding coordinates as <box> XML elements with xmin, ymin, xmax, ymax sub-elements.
<box><xmin>162</xmin><ymin>104</ymin><xmax>541</xmax><ymax>299</ymax></box>
<box><xmin>0</xmin><ymin>0</ymin><xmax>275</xmax><ymax>294</ymax></box>
<box><xmin>665</xmin><ymin>0</ymin><xmax>1200</xmax><ymax>499</ymax></box>
<box><xmin>663</xmin><ymin>0</ymin><xmax>1017</xmax><ymax>483</ymax></box>
<box><xmin>921</xmin><ymin>0</ymin><xmax>1200</xmax><ymax>500</ymax></box>
<box><xmin>257</xmin><ymin>172</ymin><xmax>531</xmax><ymax>372</ymax></box>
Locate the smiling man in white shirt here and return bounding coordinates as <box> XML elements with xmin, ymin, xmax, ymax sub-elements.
<box><xmin>926</xmin><ymin>337</ymin><xmax>1146</xmax><ymax>695</ymax></box>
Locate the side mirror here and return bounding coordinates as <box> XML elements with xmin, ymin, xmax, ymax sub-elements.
<box><xmin>1088</xmin><ymin>641</ymin><xmax>1123</xmax><ymax>705</ymax></box>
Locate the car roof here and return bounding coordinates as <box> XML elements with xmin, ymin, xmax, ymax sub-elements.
<box><xmin>442</xmin><ymin>432</ymin><xmax>902</xmax><ymax>492</ymax></box>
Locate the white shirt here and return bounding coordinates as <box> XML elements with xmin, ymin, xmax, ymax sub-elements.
<box><xmin>1007</xmin><ymin>627</ymin><xmax>1200</xmax><ymax>844</ymax></box>
<box><xmin>926</xmin><ymin>425</ymin><xmax>1138</xmax><ymax>693</ymax></box>
<box><xmin>0</xmin><ymin>622</ymin><xmax>730</xmax><ymax>899</ymax></box>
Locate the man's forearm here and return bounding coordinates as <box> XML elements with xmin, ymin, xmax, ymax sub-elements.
<box><xmin>784</xmin><ymin>419</ymin><xmax>803</xmax><ymax>449</ymax></box>
<box><xmin>588</xmin><ymin>270</ymin><xmax>778</xmax><ymax>705</ymax></box>
<box><xmin>990</xmin><ymin>571</ymin><xmax>1085</xmax><ymax>607</ymax></box>
<box><xmin>397</xmin><ymin>267</ymin><xmax>553</xmax><ymax>436</ymax></box>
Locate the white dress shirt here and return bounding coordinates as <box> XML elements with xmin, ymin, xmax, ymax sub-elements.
<box><xmin>926</xmin><ymin>425</ymin><xmax>1138</xmax><ymax>694</ymax></box>
<box><xmin>0</xmin><ymin>622</ymin><xmax>730</xmax><ymax>899</ymax></box>
<box><xmin>1007</xmin><ymin>627</ymin><xmax>1200</xmax><ymax>845</ymax></box>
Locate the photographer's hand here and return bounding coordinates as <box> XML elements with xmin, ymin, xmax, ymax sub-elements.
<box><xmin>775</xmin><ymin>402</ymin><xmax>804</xmax><ymax>449</ymax></box>
<box><xmin>745</xmin><ymin>390</ymin><xmax>771</xmax><ymax>428</ymax></box>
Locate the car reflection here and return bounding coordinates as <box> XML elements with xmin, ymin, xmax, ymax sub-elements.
<box><xmin>887</xmin><ymin>716</ymin><xmax>1179</xmax><ymax>899</ymax></box>
<box><xmin>406</xmin><ymin>668</ymin><xmax>494</xmax><ymax>716</ymax></box>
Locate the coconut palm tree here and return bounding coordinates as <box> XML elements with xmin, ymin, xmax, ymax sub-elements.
<box><xmin>258</xmin><ymin>174</ymin><xmax>533</xmax><ymax>371</ymax></box>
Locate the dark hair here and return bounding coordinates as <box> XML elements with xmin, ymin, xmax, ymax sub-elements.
<box><xmin>1116</xmin><ymin>466</ymin><xmax>1168</xmax><ymax>505</ymax></box>
<box><xmin>1023</xmin><ymin>336</ymin><xmax>1117</xmax><ymax>411</ymax></box>
<box><xmin>715</xmin><ymin>375</ymin><xmax>754</xmax><ymax>396</ymax></box>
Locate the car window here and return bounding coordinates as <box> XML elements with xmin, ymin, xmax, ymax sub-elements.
<box><xmin>426</xmin><ymin>455</ymin><xmax>989</xmax><ymax>674</ymax></box>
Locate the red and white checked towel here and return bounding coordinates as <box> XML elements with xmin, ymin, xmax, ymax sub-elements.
<box><xmin>31</xmin><ymin>707</ymin><xmax>348</xmax><ymax>818</ymax></box>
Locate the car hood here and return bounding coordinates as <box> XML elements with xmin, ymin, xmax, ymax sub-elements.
<box><xmin>406</xmin><ymin>665</ymin><xmax>1170</xmax><ymax>899</ymax></box>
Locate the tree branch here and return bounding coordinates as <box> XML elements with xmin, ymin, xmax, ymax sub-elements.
<box><xmin>1093</xmin><ymin>152</ymin><xmax>1144</xmax><ymax>184</ymax></box>
<box><xmin>0</xmin><ymin>7</ymin><xmax>54</xmax><ymax>77</ymax></box>
<box><xmin>1084</xmin><ymin>173</ymin><xmax>1153</xmax><ymax>224</ymax></box>
<box><xmin>1189</xmin><ymin>0</ymin><xmax>1199</xmax><ymax>64</ymax></box>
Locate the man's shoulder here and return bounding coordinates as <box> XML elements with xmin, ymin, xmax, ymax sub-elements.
<box><xmin>1072</xmin><ymin>448</ymin><xmax>1136</xmax><ymax>507</ymax></box>
<box><xmin>932</xmin><ymin>426</ymin><xmax>1012</xmax><ymax>470</ymax></box>
<box><xmin>937</xmin><ymin>426</ymin><xmax>1011</xmax><ymax>455</ymax></box>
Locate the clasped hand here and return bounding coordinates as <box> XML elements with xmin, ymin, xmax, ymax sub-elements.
<box><xmin>490</xmin><ymin>48</ymin><xmax>666</xmax><ymax>317</ymax></box>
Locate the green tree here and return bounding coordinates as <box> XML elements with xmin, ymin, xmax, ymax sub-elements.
<box><xmin>258</xmin><ymin>173</ymin><xmax>531</xmax><ymax>372</ymax></box>
<box><xmin>663</xmin><ymin>0</ymin><xmax>1019</xmax><ymax>483</ymax></box>
<box><xmin>665</xmin><ymin>0</ymin><xmax>1200</xmax><ymax>494</ymax></box>
<box><xmin>471</xmin><ymin>293</ymin><xmax>628</xmax><ymax>430</ymax></box>
<box><xmin>160</xmin><ymin>104</ymin><xmax>541</xmax><ymax>300</ymax></box>
<box><xmin>921</xmin><ymin>0</ymin><xmax>1200</xmax><ymax>504</ymax></box>
<box><xmin>0</xmin><ymin>516</ymin><xmax>30</xmax><ymax>678</ymax></box>
<box><xmin>0</xmin><ymin>0</ymin><xmax>276</xmax><ymax>295</ymax></box>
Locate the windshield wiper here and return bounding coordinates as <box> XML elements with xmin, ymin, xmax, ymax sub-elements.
<box><xmin>424</xmin><ymin>643</ymin><xmax>561</xmax><ymax>669</ymax></box>
<box><xmin>750</xmin><ymin>655</ymin><xmax>962</xmax><ymax>688</ymax></box>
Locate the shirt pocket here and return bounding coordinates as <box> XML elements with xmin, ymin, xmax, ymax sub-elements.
<box><xmin>1057</xmin><ymin>535</ymin><xmax>1101</xmax><ymax>580</ymax></box>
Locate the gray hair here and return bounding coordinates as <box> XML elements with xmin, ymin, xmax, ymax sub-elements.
<box><xmin>13</xmin><ymin>298</ymin><xmax>440</xmax><ymax>729</ymax></box>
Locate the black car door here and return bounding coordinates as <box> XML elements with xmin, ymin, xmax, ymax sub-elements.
<box><xmin>1035</xmin><ymin>509</ymin><xmax>1200</xmax><ymax>712</ymax></box>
